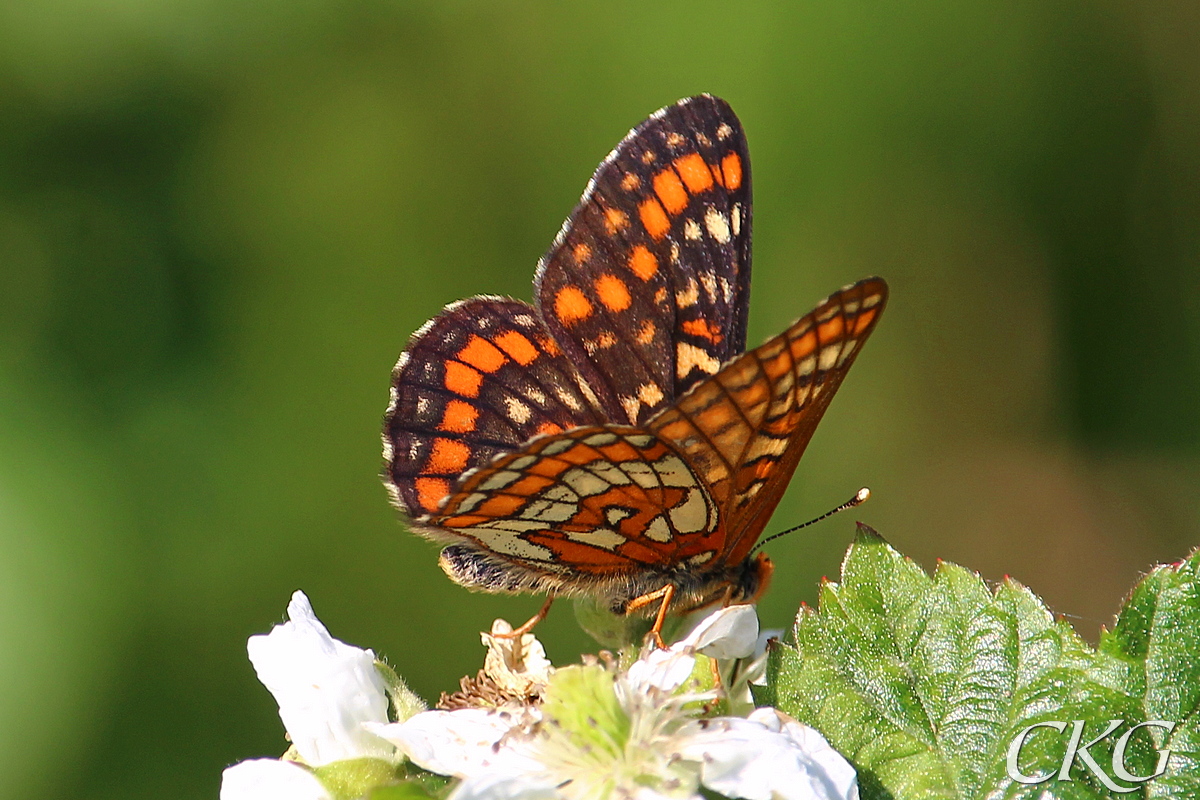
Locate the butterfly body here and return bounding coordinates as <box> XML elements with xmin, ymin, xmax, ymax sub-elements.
<box><xmin>383</xmin><ymin>95</ymin><xmax>886</xmax><ymax>625</ymax></box>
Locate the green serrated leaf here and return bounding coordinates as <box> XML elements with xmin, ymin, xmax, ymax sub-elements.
<box><xmin>767</xmin><ymin>526</ymin><xmax>1200</xmax><ymax>800</ymax></box>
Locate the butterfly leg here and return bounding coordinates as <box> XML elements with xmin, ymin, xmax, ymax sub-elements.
<box><xmin>493</xmin><ymin>596</ymin><xmax>555</xmax><ymax>639</ymax></box>
<box><xmin>626</xmin><ymin>584</ymin><xmax>676</xmax><ymax>649</ymax></box>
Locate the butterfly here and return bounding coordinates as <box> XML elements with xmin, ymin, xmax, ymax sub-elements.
<box><xmin>382</xmin><ymin>95</ymin><xmax>887</xmax><ymax>643</ymax></box>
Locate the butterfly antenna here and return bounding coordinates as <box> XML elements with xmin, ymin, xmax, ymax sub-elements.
<box><xmin>750</xmin><ymin>488</ymin><xmax>871</xmax><ymax>555</ymax></box>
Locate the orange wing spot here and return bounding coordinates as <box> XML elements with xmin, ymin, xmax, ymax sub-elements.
<box><xmin>507</xmin><ymin>474</ymin><xmax>555</xmax><ymax>497</ymax></box>
<box><xmin>573</xmin><ymin>242</ymin><xmax>592</xmax><ymax>263</ymax></box>
<box><xmin>441</xmin><ymin>514</ymin><xmax>488</xmax><ymax>528</ymax></box>
<box><xmin>415</xmin><ymin>477</ymin><xmax>450</xmax><ymax>512</ymax></box>
<box><xmin>439</xmin><ymin>399</ymin><xmax>479</xmax><ymax>433</ymax></box>
<box><xmin>595</xmin><ymin>273</ymin><xmax>632</xmax><ymax>312</ymax></box>
<box><xmin>457</xmin><ymin>335</ymin><xmax>507</xmax><ymax>373</ymax></box>
<box><xmin>653</xmin><ymin>168</ymin><xmax>689</xmax><ymax>214</ymax></box>
<box><xmin>444</xmin><ymin>361</ymin><xmax>483</xmax><ymax>397</ymax></box>
<box><xmin>628</xmin><ymin>245</ymin><xmax>659</xmax><ymax>281</ymax></box>
<box><xmin>636</xmin><ymin>319</ymin><xmax>656</xmax><ymax>344</ymax></box>
<box><xmin>721</xmin><ymin>152</ymin><xmax>743</xmax><ymax>190</ymax></box>
<box><xmin>790</xmin><ymin>330</ymin><xmax>818</xmax><ymax>358</ymax></box>
<box><xmin>620</xmin><ymin>172</ymin><xmax>641</xmax><ymax>191</ymax></box>
<box><xmin>428</xmin><ymin>437</ymin><xmax>471</xmax><ymax>473</ymax></box>
<box><xmin>528</xmin><ymin>454</ymin><xmax>572</xmax><ymax>478</ymax></box>
<box><xmin>674</xmin><ymin>153</ymin><xmax>714</xmax><ymax>194</ymax></box>
<box><xmin>681</xmin><ymin>318</ymin><xmax>724</xmax><ymax>344</ymax></box>
<box><xmin>638</xmin><ymin>199</ymin><xmax>671</xmax><ymax>240</ymax></box>
<box><xmin>536</xmin><ymin>421</ymin><xmax>564</xmax><ymax>436</ymax></box>
<box><xmin>817</xmin><ymin>315</ymin><xmax>846</xmax><ymax>341</ymax></box>
<box><xmin>604</xmin><ymin>207</ymin><xmax>629</xmax><ymax>233</ymax></box>
<box><xmin>540</xmin><ymin>335</ymin><xmax>562</xmax><ymax>356</ymax></box>
<box><xmin>476</xmin><ymin>493</ymin><xmax>526</xmax><ymax>518</ymax></box>
<box><xmin>554</xmin><ymin>286</ymin><xmax>594</xmax><ymax>326</ymax></box>
<box><xmin>854</xmin><ymin>309</ymin><xmax>878</xmax><ymax>334</ymax></box>
<box><xmin>494</xmin><ymin>330</ymin><xmax>539</xmax><ymax>365</ymax></box>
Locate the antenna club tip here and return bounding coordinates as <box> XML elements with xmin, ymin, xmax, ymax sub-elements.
<box><xmin>855</xmin><ymin>487</ymin><xmax>870</xmax><ymax>503</ymax></box>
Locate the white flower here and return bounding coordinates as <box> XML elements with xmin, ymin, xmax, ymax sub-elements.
<box><xmin>244</xmin><ymin>590</ymin><xmax>396</xmax><ymax>766</ymax></box>
<box><xmin>372</xmin><ymin>605</ymin><xmax>858</xmax><ymax>800</ymax></box>
<box><xmin>675</xmin><ymin>708</ymin><xmax>859</xmax><ymax>800</ymax></box>
<box><xmin>219</xmin><ymin>759</ymin><xmax>332</xmax><ymax>800</ymax></box>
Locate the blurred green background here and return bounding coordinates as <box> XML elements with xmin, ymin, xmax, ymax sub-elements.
<box><xmin>1</xmin><ymin>1</ymin><xmax>1198</xmax><ymax>797</ymax></box>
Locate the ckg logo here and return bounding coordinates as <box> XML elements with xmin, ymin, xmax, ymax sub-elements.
<box><xmin>1007</xmin><ymin>720</ymin><xmax>1175</xmax><ymax>792</ymax></box>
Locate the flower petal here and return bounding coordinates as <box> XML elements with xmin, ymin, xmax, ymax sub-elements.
<box><xmin>450</xmin><ymin>772</ymin><xmax>562</xmax><ymax>800</ymax></box>
<box><xmin>675</xmin><ymin>710</ymin><xmax>858</xmax><ymax>800</ymax></box>
<box><xmin>681</xmin><ymin>605</ymin><xmax>759</xmax><ymax>660</ymax></box>
<box><xmin>220</xmin><ymin>759</ymin><xmax>332</xmax><ymax>800</ymax></box>
<box><xmin>367</xmin><ymin>708</ymin><xmax>541</xmax><ymax>779</ymax></box>
<box><xmin>482</xmin><ymin>619</ymin><xmax>554</xmax><ymax>697</ymax></box>
<box><xmin>247</xmin><ymin>591</ymin><xmax>394</xmax><ymax>765</ymax></box>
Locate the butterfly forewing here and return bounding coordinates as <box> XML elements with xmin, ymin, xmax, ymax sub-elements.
<box><xmin>384</xmin><ymin>297</ymin><xmax>607</xmax><ymax>517</ymax></box>
<box><xmin>534</xmin><ymin>95</ymin><xmax>753</xmax><ymax>426</ymax></box>
<box><xmin>647</xmin><ymin>278</ymin><xmax>888</xmax><ymax>563</ymax></box>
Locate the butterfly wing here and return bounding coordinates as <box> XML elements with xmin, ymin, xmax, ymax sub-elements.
<box><xmin>422</xmin><ymin>426</ymin><xmax>722</xmax><ymax>597</ymax></box>
<box><xmin>383</xmin><ymin>297</ymin><xmax>608</xmax><ymax>517</ymax></box>
<box><xmin>648</xmin><ymin>277</ymin><xmax>888</xmax><ymax>564</ymax></box>
<box><xmin>534</xmin><ymin>94</ymin><xmax>753</xmax><ymax>425</ymax></box>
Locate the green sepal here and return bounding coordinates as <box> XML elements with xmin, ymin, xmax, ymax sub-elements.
<box><xmin>376</xmin><ymin>659</ymin><xmax>425</xmax><ymax>722</ymax></box>
<box><xmin>312</xmin><ymin>758</ymin><xmax>404</xmax><ymax>800</ymax></box>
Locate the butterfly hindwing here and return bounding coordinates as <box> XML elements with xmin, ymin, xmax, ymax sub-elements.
<box><xmin>426</xmin><ymin>426</ymin><xmax>722</xmax><ymax>578</ymax></box>
<box><xmin>383</xmin><ymin>297</ymin><xmax>607</xmax><ymax>517</ymax></box>
<box><xmin>534</xmin><ymin>95</ymin><xmax>752</xmax><ymax>426</ymax></box>
<box><xmin>648</xmin><ymin>278</ymin><xmax>888</xmax><ymax>562</ymax></box>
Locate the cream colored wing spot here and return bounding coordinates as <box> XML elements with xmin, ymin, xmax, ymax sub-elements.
<box><xmin>676</xmin><ymin>342</ymin><xmax>721</xmax><ymax>379</ymax></box>
<box><xmin>684</xmin><ymin>218</ymin><xmax>702</xmax><ymax>240</ymax></box>
<box><xmin>505</xmin><ymin>397</ymin><xmax>532</xmax><ymax>424</ymax></box>
<box><xmin>643</xmin><ymin>514</ymin><xmax>672</xmax><ymax>542</ymax></box>
<box><xmin>584</xmin><ymin>431</ymin><xmax>620</xmax><ymax>447</ymax></box>
<box><xmin>622</xmin><ymin>460</ymin><xmax>660</xmax><ymax>489</ymax></box>
<box><xmin>566</xmin><ymin>528</ymin><xmax>626</xmax><ymax>551</ymax></box>
<box><xmin>562</xmin><ymin>468</ymin><xmax>614</xmax><ymax>497</ymax></box>
<box><xmin>541</xmin><ymin>437</ymin><xmax>577</xmax><ymax>456</ymax></box>
<box><xmin>620</xmin><ymin>395</ymin><xmax>641</xmax><ymax>422</ymax></box>
<box><xmin>836</xmin><ymin>339</ymin><xmax>860</xmax><ymax>366</ymax></box>
<box><xmin>704</xmin><ymin>208</ymin><xmax>731</xmax><ymax>244</ymax></box>
<box><xmin>520</xmin><ymin>499</ymin><xmax>577</xmax><ymax>523</ymax></box>
<box><xmin>626</xmin><ymin>433</ymin><xmax>656</xmax><ymax>448</ymax></box>
<box><xmin>686</xmin><ymin>551</ymin><xmax>715</xmax><ymax>567</ymax></box>
<box><xmin>637</xmin><ymin>382</ymin><xmax>664</xmax><ymax>407</ymax></box>
<box><xmin>453</xmin><ymin>492</ymin><xmax>488</xmax><ymax>514</ymax></box>
<box><xmin>509</xmin><ymin>454</ymin><xmax>538</xmax><ymax>470</ymax></box>
<box><xmin>468</xmin><ymin>529</ymin><xmax>555</xmax><ymax>560</ymax></box>
<box><xmin>669</xmin><ymin>488</ymin><xmax>711</xmax><ymax>533</ymax></box>
<box><xmin>581</xmin><ymin>460</ymin><xmax>634</xmax><ymax>486</ymax></box>
<box><xmin>605</xmin><ymin>507</ymin><xmax>634</xmax><ymax>525</ymax></box>
<box><xmin>731</xmin><ymin>204</ymin><xmax>742</xmax><ymax>236</ymax></box>
<box><xmin>652</xmin><ymin>452</ymin><xmax>699</xmax><ymax>488</ymax></box>
<box><xmin>554</xmin><ymin>385</ymin><xmax>583</xmax><ymax>411</ymax></box>
<box><xmin>544</xmin><ymin>485</ymin><xmax>579</xmax><ymax>503</ymax></box>
<box><xmin>675</xmin><ymin>278</ymin><xmax>700</xmax><ymax>308</ymax></box>
<box><xmin>478</xmin><ymin>470</ymin><xmax>523</xmax><ymax>491</ymax></box>
<box><xmin>818</xmin><ymin>346</ymin><xmax>840</xmax><ymax>371</ymax></box>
